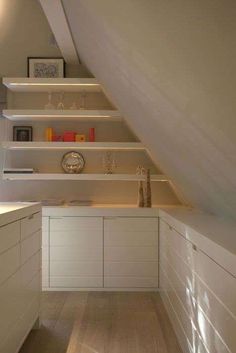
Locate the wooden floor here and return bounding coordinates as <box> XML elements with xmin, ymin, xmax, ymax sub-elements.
<box><xmin>19</xmin><ymin>292</ymin><xmax>183</xmax><ymax>353</ymax></box>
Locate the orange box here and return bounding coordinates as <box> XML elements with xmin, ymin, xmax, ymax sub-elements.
<box><xmin>75</xmin><ymin>134</ymin><xmax>86</xmax><ymax>142</ymax></box>
<box><xmin>45</xmin><ymin>127</ymin><xmax>53</xmax><ymax>142</ymax></box>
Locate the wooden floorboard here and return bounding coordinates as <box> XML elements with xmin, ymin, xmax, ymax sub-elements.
<box><xmin>19</xmin><ymin>292</ymin><xmax>183</xmax><ymax>353</ymax></box>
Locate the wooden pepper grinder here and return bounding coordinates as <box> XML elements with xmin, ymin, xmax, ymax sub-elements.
<box><xmin>145</xmin><ymin>168</ymin><xmax>152</xmax><ymax>208</ymax></box>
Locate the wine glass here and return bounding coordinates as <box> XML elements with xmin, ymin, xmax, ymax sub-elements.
<box><xmin>57</xmin><ymin>91</ymin><xmax>65</xmax><ymax>110</ymax></box>
<box><xmin>44</xmin><ymin>92</ymin><xmax>55</xmax><ymax>110</ymax></box>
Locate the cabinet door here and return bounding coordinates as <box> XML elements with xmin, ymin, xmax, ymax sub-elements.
<box><xmin>104</xmin><ymin>217</ymin><xmax>158</xmax><ymax>288</ymax></box>
<box><xmin>49</xmin><ymin>217</ymin><xmax>103</xmax><ymax>288</ymax></box>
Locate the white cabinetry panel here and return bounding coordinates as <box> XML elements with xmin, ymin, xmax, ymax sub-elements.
<box><xmin>160</xmin><ymin>217</ymin><xmax>236</xmax><ymax>353</ymax></box>
<box><xmin>104</xmin><ymin>217</ymin><xmax>158</xmax><ymax>288</ymax></box>
<box><xmin>0</xmin><ymin>205</ymin><xmax>41</xmax><ymax>353</ymax></box>
<box><xmin>49</xmin><ymin>216</ymin><xmax>103</xmax><ymax>288</ymax></box>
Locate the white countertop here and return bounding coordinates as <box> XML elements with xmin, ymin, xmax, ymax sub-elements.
<box><xmin>159</xmin><ymin>207</ymin><xmax>236</xmax><ymax>277</ymax></box>
<box><xmin>0</xmin><ymin>202</ymin><xmax>41</xmax><ymax>226</ymax></box>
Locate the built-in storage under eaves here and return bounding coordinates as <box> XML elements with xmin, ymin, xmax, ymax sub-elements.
<box><xmin>0</xmin><ymin>77</ymin><xmax>181</xmax><ymax>205</ymax></box>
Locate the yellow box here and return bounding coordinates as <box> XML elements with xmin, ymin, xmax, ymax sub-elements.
<box><xmin>75</xmin><ymin>134</ymin><xmax>86</xmax><ymax>142</ymax></box>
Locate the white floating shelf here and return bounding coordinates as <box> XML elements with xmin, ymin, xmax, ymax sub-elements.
<box><xmin>1</xmin><ymin>142</ymin><xmax>145</xmax><ymax>151</ymax></box>
<box><xmin>2</xmin><ymin>109</ymin><xmax>122</xmax><ymax>122</ymax></box>
<box><xmin>2</xmin><ymin>77</ymin><xmax>101</xmax><ymax>92</ymax></box>
<box><xmin>2</xmin><ymin>173</ymin><xmax>168</xmax><ymax>181</ymax></box>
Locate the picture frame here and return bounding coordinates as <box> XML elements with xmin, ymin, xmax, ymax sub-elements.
<box><xmin>27</xmin><ymin>57</ymin><xmax>65</xmax><ymax>78</ymax></box>
<box><xmin>13</xmin><ymin>126</ymin><xmax>33</xmax><ymax>141</ymax></box>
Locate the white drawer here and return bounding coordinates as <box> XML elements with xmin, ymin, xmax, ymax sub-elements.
<box><xmin>50</xmin><ymin>246</ymin><xmax>102</xmax><ymax>262</ymax></box>
<box><xmin>50</xmin><ymin>217</ymin><xmax>102</xmax><ymax>231</ymax></box>
<box><xmin>104</xmin><ymin>246</ymin><xmax>158</xmax><ymax>262</ymax></box>
<box><xmin>104</xmin><ymin>276</ymin><xmax>158</xmax><ymax>288</ymax></box>
<box><xmin>104</xmin><ymin>217</ymin><xmax>158</xmax><ymax>232</ymax></box>
<box><xmin>21</xmin><ymin>211</ymin><xmax>42</xmax><ymax>240</ymax></box>
<box><xmin>104</xmin><ymin>231</ymin><xmax>158</xmax><ymax>247</ymax></box>
<box><xmin>50</xmin><ymin>261</ymin><xmax>103</xmax><ymax>277</ymax></box>
<box><xmin>21</xmin><ymin>230</ymin><xmax>41</xmax><ymax>265</ymax></box>
<box><xmin>0</xmin><ymin>220</ymin><xmax>20</xmax><ymax>254</ymax></box>
<box><xmin>104</xmin><ymin>261</ymin><xmax>158</xmax><ymax>277</ymax></box>
<box><xmin>50</xmin><ymin>276</ymin><xmax>103</xmax><ymax>288</ymax></box>
<box><xmin>0</xmin><ymin>245</ymin><xmax>20</xmax><ymax>285</ymax></box>
<box><xmin>50</xmin><ymin>230</ymin><xmax>102</xmax><ymax>247</ymax></box>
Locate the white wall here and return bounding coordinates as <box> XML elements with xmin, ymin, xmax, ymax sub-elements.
<box><xmin>62</xmin><ymin>0</ymin><xmax>236</xmax><ymax>220</ymax></box>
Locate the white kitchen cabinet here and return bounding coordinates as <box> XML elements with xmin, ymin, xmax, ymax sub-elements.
<box><xmin>0</xmin><ymin>203</ymin><xmax>41</xmax><ymax>353</ymax></box>
<box><xmin>49</xmin><ymin>216</ymin><xmax>103</xmax><ymax>288</ymax></box>
<box><xmin>42</xmin><ymin>208</ymin><xmax>159</xmax><ymax>290</ymax></box>
<box><xmin>159</xmin><ymin>215</ymin><xmax>236</xmax><ymax>353</ymax></box>
<box><xmin>104</xmin><ymin>217</ymin><xmax>158</xmax><ymax>288</ymax></box>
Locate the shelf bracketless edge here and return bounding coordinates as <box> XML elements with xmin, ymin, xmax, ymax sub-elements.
<box><xmin>0</xmin><ymin>142</ymin><xmax>145</xmax><ymax>151</ymax></box>
<box><xmin>2</xmin><ymin>109</ymin><xmax>122</xmax><ymax>122</ymax></box>
<box><xmin>2</xmin><ymin>77</ymin><xmax>101</xmax><ymax>92</ymax></box>
<box><xmin>2</xmin><ymin>173</ymin><xmax>168</xmax><ymax>181</ymax></box>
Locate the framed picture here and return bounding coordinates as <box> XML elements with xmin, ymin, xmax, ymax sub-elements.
<box><xmin>13</xmin><ymin>126</ymin><xmax>33</xmax><ymax>141</ymax></box>
<box><xmin>27</xmin><ymin>57</ymin><xmax>65</xmax><ymax>78</ymax></box>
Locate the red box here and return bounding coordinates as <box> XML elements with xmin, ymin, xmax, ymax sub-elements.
<box><xmin>52</xmin><ymin>135</ymin><xmax>63</xmax><ymax>142</ymax></box>
<box><xmin>63</xmin><ymin>131</ymin><xmax>76</xmax><ymax>142</ymax></box>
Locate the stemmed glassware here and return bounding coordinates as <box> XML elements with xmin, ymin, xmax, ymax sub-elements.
<box><xmin>44</xmin><ymin>92</ymin><xmax>55</xmax><ymax>110</ymax></box>
<box><xmin>57</xmin><ymin>91</ymin><xmax>65</xmax><ymax>110</ymax></box>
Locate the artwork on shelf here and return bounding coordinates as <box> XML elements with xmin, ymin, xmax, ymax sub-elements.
<box><xmin>13</xmin><ymin>126</ymin><xmax>33</xmax><ymax>141</ymax></box>
<box><xmin>27</xmin><ymin>57</ymin><xmax>65</xmax><ymax>78</ymax></box>
<box><xmin>61</xmin><ymin>151</ymin><xmax>85</xmax><ymax>174</ymax></box>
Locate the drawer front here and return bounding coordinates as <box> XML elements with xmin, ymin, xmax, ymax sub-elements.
<box><xmin>21</xmin><ymin>250</ymin><xmax>41</xmax><ymax>287</ymax></box>
<box><xmin>104</xmin><ymin>276</ymin><xmax>158</xmax><ymax>288</ymax></box>
<box><xmin>50</xmin><ymin>261</ymin><xmax>103</xmax><ymax>277</ymax></box>
<box><xmin>104</xmin><ymin>246</ymin><xmax>158</xmax><ymax>262</ymax></box>
<box><xmin>104</xmin><ymin>217</ymin><xmax>158</xmax><ymax>232</ymax></box>
<box><xmin>104</xmin><ymin>230</ymin><xmax>157</xmax><ymax>247</ymax></box>
<box><xmin>50</xmin><ymin>276</ymin><xmax>103</xmax><ymax>288</ymax></box>
<box><xmin>21</xmin><ymin>230</ymin><xmax>41</xmax><ymax>265</ymax></box>
<box><xmin>50</xmin><ymin>217</ymin><xmax>102</xmax><ymax>231</ymax></box>
<box><xmin>104</xmin><ymin>262</ymin><xmax>158</xmax><ymax>277</ymax></box>
<box><xmin>0</xmin><ymin>245</ymin><xmax>20</xmax><ymax>285</ymax></box>
<box><xmin>21</xmin><ymin>211</ymin><xmax>42</xmax><ymax>240</ymax></box>
<box><xmin>0</xmin><ymin>220</ymin><xmax>20</xmax><ymax>254</ymax></box>
<box><xmin>50</xmin><ymin>245</ymin><xmax>102</xmax><ymax>262</ymax></box>
<box><xmin>50</xmin><ymin>230</ymin><xmax>102</xmax><ymax>247</ymax></box>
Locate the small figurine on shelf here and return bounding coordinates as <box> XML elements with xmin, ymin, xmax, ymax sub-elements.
<box><xmin>145</xmin><ymin>168</ymin><xmax>152</xmax><ymax>208</ymax></box>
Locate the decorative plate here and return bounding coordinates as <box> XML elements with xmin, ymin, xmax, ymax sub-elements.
<box><xmin>61</xmin><ymin>151</ymin><xmax>85</xmax><ymax>174</ymax></box>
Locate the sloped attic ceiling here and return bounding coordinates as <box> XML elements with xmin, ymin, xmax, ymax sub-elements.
<box><xmin>61</xmin><ymin>0</ymin><xmax>236</xmax><ymax>220</ymax></box>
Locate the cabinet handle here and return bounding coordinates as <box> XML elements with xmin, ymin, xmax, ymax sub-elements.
<box><xmin>169</xmin><ymin>225</ymin><xmax>173</xmax><ymax>231</ymax></box>
<box><xmin>28</xmin><ymin>214</ymin><xmax>34</xmax><ymax>220</ymax></box>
